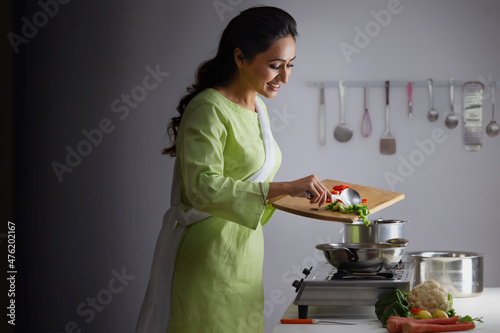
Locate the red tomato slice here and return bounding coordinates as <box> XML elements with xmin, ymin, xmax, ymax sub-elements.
<box><xmin>332</xmin><ymin>185</ymin><xmax>351</xmax><ymax>192</ymax></box>
<box><xmin>410</xmin><ymin>308</ymin><xmax>424</xmax><ymax>315</ymax></box>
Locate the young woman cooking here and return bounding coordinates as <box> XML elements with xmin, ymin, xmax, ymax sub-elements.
<box><xmin>136</xmin><ymin>6</ymin><xmax>330</xmax><ymax>333</ymax></box>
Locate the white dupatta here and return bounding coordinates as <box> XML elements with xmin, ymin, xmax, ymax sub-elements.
<box><xmin>135</xmin><ymin>98</ymin><xmax>276</xmax><ymax>333</ymax></box>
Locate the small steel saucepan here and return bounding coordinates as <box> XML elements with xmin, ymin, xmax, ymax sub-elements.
<box><xmin>340</xmin><ymin>219</ymin><xmax>408</xmax><ymax>243</ymax></box>
<box><xmin>316</xmin><ymin>240</ymin><xmax>408</xmax><ymax>273</ymax></box>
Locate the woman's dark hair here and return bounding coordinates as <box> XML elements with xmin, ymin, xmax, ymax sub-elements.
<box><xmin>162</xmin><ymin>6</ymin><xmax>298</xmax><ymax>156</ymax></box>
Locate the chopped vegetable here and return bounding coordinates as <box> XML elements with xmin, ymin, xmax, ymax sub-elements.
<box><xmin>325</xmin><ymin>185</ymin><xmax>370</xmax><ymax>225</ymax></box>
<box><xmin>332</xmin><ymin>184</ymin><xmax>351</xmax><ymax>192</ymax></box>
<box><xmin>325</xmin><ymin>201</ymin><xmax>371</xmax><ymax>226</ymax></box>
<box><xmin>402</xmin><ymin>321</ymin><xmax>475</xmax><ymax>333</ymax></box>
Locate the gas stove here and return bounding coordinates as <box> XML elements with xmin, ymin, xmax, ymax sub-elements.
<box><xmin>292</xmin><ymin>260</ymin><xmax>415</xmax><ymax>319</ymax></box>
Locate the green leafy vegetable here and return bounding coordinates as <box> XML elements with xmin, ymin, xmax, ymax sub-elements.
<box><xmin>325</xmin><ymin>202</ymin><xmax>371</xmax><ymax>226</ymax></box>
<box><xmin>374</xmin><ymin>289</ymin><xmax>410</xmax><ymax>327</ymax></box>
<box><xmin>446</xmin><ymin>293</ymin><xmax>455</xmax><ymax>318</ymax></box>
<box><xmin>458</xmin><ymin>315</ymin><xmax>484</xmax><ymax>324</ymax></box>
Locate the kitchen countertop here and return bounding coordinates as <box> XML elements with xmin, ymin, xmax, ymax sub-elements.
<box><xmin>272</xmin><ymin>288</ymin><xmax>500</xmax><ymax>333</ymax></box>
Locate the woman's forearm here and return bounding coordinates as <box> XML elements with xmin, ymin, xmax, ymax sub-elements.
<box><xmin>267</xmin><ymin>181</ymin><xmax>292</xmax><ymax>200</ymax></box>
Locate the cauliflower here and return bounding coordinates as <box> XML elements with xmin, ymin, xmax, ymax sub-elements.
<box><xmin>407</xmin><ymin>279</ymin><xmax>450</xmax><ymax>314</ymax></box>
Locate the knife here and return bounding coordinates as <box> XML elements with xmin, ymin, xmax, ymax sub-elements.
<box><xmin>408</xmin><ymin>81</ymin><xmax>413</xmax><ymax>118</ymax></box>
<box><xmin>280</xmin><ymin>319</ymin><xmax>355</xmax><ymax>325</ymax></box>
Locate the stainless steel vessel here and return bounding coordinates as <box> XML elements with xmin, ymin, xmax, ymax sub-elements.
<box><xmin>408</xmin><ymin>251</ymin><xmax>483</xmax><ymax>298</ymax></box>
<box><xmin>340</xmin><ymin>219</ymin><xmax>407</xmax><ymax>243</ymax></box>
<box><xmin>316</xmin><ymin>242</ymin><xmax>406</xmax><ymax>273</ymax></box>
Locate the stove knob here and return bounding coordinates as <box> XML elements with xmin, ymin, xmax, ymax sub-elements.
<box><xmin>292</xmin><ymin>279</ymin><xmax>303</xmax><ymax>292</ymax></box>
<box><xmin>302</xmin><ymin>267</ymin><xmax>313</xmax><ymax>277</ymax></box>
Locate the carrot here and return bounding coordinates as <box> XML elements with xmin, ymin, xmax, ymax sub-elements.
<box><xmin>402</xmin><ymin>321</ymin><xmax>475</xmax><ymax>333</ymax></box>
<box><xmin>386</xmin><ymin>316</ymin><xmax>460</xmax><ymax>333</ymax></box>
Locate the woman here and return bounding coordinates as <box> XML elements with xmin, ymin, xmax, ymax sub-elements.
<box><xmin>136</xmin><ymin>6</ymin><xmax>329</xmax><ymax>333</ymax></box>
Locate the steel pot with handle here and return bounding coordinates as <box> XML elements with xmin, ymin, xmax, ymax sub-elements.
<box><xmin>408</xmin><ymin>251</ymin><xmax>483</xmax><ymax>298</ymax></box>
<box><xmin>316</xmin><ymin>242</ymin><xmax>407</xmax><ymax>273</ymax></box>
<box><xmin>340</xmin><ymin>219</ymin><xmax>408</xmax><ymax>243</ymax></box>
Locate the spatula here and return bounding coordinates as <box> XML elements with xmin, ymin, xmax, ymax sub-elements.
<box><xmin>380</xmin><ymin>81</ymin><xmax>396</xmax><ymax>155</ymax></box>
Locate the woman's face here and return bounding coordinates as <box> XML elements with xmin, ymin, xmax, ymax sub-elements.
<box><xmin>238</xmin><ymin>35</ymin><xmax>296</xmax><ymax>99</ymax></box>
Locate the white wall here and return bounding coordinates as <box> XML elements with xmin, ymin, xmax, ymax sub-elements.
<box><xmin>16</xmin><ymin>1</ymin><xmax>500</xmax><ymax>332</ymax></box>
<box><xmin>262</xmin><ymin>1</ymin><xmax>500</xmax><ymax>331</ymax></box>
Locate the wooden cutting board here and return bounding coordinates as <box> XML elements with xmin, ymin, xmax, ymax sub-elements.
<box><xmin>271</xmin><ymin>179</ymin><xmax>404</xmax><ymax>223</ymax></box>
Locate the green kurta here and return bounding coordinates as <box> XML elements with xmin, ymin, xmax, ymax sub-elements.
<box><xmin>168</xmin><ymin>88</ymin><xmax>282</xmax><ymax>333</ymax></box>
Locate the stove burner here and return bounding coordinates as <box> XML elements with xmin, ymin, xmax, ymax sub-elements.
<box><xmin>291</xmin><ymin>261</ymin><xmax>415</xmax><ymax>318</ymax></box>
<box><xmin>331</xmin><ymin>270</ymin><xmax>395</xmax><ymax>280</ymax></box>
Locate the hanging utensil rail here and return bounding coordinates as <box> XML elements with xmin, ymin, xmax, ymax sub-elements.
<box><xmin>306</xmin><ymin>80</ymin><xmax>500</xmax><ymax>88</ymax></box>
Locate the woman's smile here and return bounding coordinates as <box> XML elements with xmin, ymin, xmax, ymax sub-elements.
<box><xmin>267</xmin><ymin>82</ymin><xmax>282</xmax><ymax>91</ymax></box>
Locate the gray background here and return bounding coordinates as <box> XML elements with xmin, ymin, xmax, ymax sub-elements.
<box><xmin>5</xmin><ymin>0</ymin><xmax>500</xmax><ymax>332</ymax></box>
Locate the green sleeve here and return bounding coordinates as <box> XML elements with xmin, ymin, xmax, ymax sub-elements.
<box><xmin>177</xmin><ymin>99</ymin><xmax>268</xmax><ymax>230</ymax></box>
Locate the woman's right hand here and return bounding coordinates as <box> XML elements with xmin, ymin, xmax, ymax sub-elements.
<box><xmin>268</xmin><ymin>175</ymin><xmax>330</xmax><ymax>207</ymax></box>
<box><xmin>288</xmin><ymin>175</ymin><xmax>330</xmax><ymax>207</ymax></box>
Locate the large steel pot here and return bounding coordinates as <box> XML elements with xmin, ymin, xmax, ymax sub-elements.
<box><xmin>408</xmin><ymin>251</ymin><xmax>484</xmax><ymax>298</ymax></box>
<box><xmin>316</xmin><ymin>242</ymin><xmax>406</xmax><ymax>273</ymax></box>
<box><xmin>340</xmin><ymin>219</ymin><xmax>408</xmax><ymax>243</ymax></box>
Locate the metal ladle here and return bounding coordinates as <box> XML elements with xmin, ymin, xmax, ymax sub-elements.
<box><xmin>486</xmin><ymin>81</ymin><xmax>499</xmax><ymax>137</ymax></box>
<box><xmin>445</xmin><ymin>78</ymin><xmax>459</xmax><ymax>129</ymax></box>
<box><xmin>333</xmin><ymin>79</ymin><xmax>353</xmax><ymax>142</ymax></box>
<box><xmin>427</xmin><ymin>79</ymin><xmax>439</xmax><ymax>122</ymax></box>
<box><xmin>305</xmin><ymin>188</ymin><xmax>361</xmax><ymax>206</ymax></box>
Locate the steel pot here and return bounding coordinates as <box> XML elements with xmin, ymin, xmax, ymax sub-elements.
<box><xmin>340</xmin><ymin>219</ymin><xmax>408</xmax><ymax>243</ymax></box>
<box><xmin>316</xmin><ymin>242</ymin><xmax>406</xmax><ymax>273</ymax></box>
<box><xmin>408</xmin><ymin>251</ymin><xmax>484</xmax><ymax>298</ymax></box>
